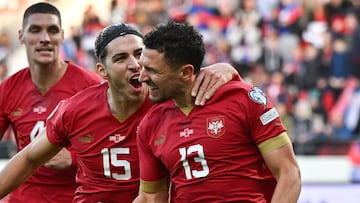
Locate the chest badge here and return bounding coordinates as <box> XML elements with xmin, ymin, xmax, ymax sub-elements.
<box><xmin>207</xmin><ymin>116</ymin><xmax>225</xmax><ymax>138</ymax></box>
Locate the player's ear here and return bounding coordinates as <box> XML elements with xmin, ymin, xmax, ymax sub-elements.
<box><xmin>18</xmin><ymin>30</ymin><xmax>24</xmax><ymax>44</ymax></box>
<box><xmin>61</xmin><ymin>29</ymin><xmax>65</xmax><ymax>42</ymax></box>
<box><xmin>180</xmin><ymin>64</ymin><xmax>194</xmax><ymax>81</ymax></box>
<box><xmin>97</xmin><ymin>63</ymin><xmax>109</xmax><ymax>80</ymax></box>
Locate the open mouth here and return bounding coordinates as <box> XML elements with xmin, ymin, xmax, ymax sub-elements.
<box><xmin>129</xmin><ymin>76</ymin><xmax>142</xmax><ymax>90</ymax></box>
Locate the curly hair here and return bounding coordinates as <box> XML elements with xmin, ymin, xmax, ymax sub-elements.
<box><xmin>143</xmin><ymin>21</ymin><xmax>205</xmax><ymax>74</ymax></box>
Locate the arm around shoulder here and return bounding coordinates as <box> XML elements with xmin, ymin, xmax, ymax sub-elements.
<box><xmin>192</xmin><ymin>63</ymin><xmax>240</xmax><ymax>106</ymax></box>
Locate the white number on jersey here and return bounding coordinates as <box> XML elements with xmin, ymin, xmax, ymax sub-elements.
<box><xmin>179</xmin><ymin>144</ymin><xmax>209</xmax><ymax>179</ymax></box>
<box><xmin>101</xmin><ymin>147</ymin><xmax>132</xmax><ymax>180</ymax></box>
<box><xmin>30</xmin><ymin>121</ymin><xmax>45</xmax><ymax>141</ymax></box>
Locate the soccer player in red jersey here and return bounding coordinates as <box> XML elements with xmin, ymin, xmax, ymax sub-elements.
<box><xmin>0</xmin><ymin>2</ymin><xmax>103</xmax><ymax>202</ymax></box>
<box><xmin>0</xmin><ymin>22</ymin><xmax>239</xmax><ymax>202</ymax></box>
<box><xmin>134</xmin><ymin>21</ymin><xmax>302</xmax><ymax>203</ymax></box>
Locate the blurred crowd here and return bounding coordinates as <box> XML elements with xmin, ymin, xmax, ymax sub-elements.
<box><xmin>1</xmin><ymin>0</ymin><xmax>360</xmax><ymax>156</ymax></box>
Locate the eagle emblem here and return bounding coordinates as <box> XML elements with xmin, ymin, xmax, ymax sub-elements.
<box><xmin>206</xmin><ymin>116</ymin><xmax>225</xmax><ymax>138</ymax></box>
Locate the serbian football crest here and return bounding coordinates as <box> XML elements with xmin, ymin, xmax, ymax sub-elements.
<box><xmin>248</xmin><ymin>86</ymin><xmax>267</xmax><ymax>108</ymax></box>
<box><xmin>206</xmin><ymin>116</ymin><xmax>225</xmax><ymax>138</ymax></box>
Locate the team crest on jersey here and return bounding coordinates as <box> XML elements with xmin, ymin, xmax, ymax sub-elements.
<box><xmin>207</xmin><ymin>116</ymin><xmax>225</xmax><ymax>138</ymax></box>
<box><xmin>248</xmin><ymin>86</ymin><xmax>267</xmax><ymax>108</ymax></box>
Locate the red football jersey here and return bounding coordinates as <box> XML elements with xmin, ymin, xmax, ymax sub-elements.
<box><xmin>0</xmin><ymin>62</ymin><xmax>102</xmax><ymax>202</ymax></box>
<box><xmin>47</xmin><ymin>83</ymin><xmax>153</xmax><ymax>202</ymax></box>
<box><xmin>137</xmin><ymin>81</ymin><xmax>287</xmax><ymax>202</ymax></box>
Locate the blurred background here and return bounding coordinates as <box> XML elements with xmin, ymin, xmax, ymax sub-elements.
<box><xmin>1</xmin><ymin>0</ymin><xmax>360</xmax><ymax>202</ymax></box>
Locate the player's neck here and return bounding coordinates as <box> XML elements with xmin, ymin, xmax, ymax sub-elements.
<box><xmin>174</xmin><ymin>96</ymin><xmax>194</xmax><ymax>116</ymax></box>
<box><xmin>173</xmin><ymin>88</ymin><xmax>195</xmax><ymax>109</ymax></box>
<box><xmin>173</xmin><ymin>99</ymin><xmax>194</xmax><ymax>108</ymax></box>
<box><xmin>30</xmin><ymin>60</ymin><xmax>67</xmax><ymax>94</ymax></box>
<box><xmin>107</xmin><ymin>88</ymin><xmax>145</xmax><ymax>121</ymax></box>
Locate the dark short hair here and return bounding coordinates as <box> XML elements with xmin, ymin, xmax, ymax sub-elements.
<box><xmin>143</xmin><ymin>21</ymin><xmax>205</xmax><ymax>74</ymax></box>
<box><xmin>22</xmin><ymin>2</ymin><xmax>62</xmax><ymax>28</ymax></box>
<box><xmin>94</xmin><ymin>23</ymin><xmax>143</xmax><ymax>63</ymax></box>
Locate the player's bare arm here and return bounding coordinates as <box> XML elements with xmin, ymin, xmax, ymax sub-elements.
<box><xmin>0</xmin><ymin>128</ymin><xmax>61</xmax><ymax>198</ymax></box>
<box><xmin>261</xmin><ymin>134</ymin><xmax>301</xmax><ymax>203</ymax></box>
<box><xmin>44</xmin><ymin>147</ymin><xmax>73</xmax><ymax>169</ymax></box>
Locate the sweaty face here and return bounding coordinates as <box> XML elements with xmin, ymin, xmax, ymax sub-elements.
<box><xmin>102</xmin><ymin>35</ymin><xmax>145</xmax><ymax>101</ymax></box>
<box><xmin>19</xmin><ymin>13</ymin><xmax>64</xmax><ymax>65</ymax></box>
<box><xmin>139</xmin><ymin>48</ymin><xmax>183</xmax><ymax>103</ymax></box>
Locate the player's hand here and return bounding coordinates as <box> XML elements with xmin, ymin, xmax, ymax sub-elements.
<box><xmin>192</xmin><ymin>63</ymin><xmax>238</xmax><ymax>106</ymax></box>
<box><xmin>44</xmin><ymin>147</ymin><xmax>72</xmax><ymax>169</ymax></box>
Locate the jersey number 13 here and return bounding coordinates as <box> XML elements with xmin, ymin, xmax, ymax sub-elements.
<box><xmin>179</xmin><ymin>144</ymin><xmax>209</xmax><ymax>180</ymax></box>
